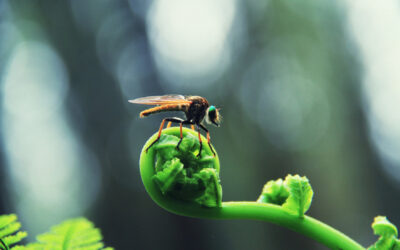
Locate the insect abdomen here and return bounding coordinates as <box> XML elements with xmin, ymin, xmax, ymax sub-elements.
<box><xmin>140</xmin><ymin>104</ymin><xmax>187</xmax><ymax>117</ymax></box>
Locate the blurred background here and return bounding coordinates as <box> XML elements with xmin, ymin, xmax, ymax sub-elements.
<box><xmin>0</xmin><ymin>0</ymin><xmax>399</xmax><ymax>249</ymax></box>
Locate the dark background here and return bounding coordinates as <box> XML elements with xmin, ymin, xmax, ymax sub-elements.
<box><xmin>0</xmin><ymin>0</ymin><xmax>399</xmax><ymax>249</ymax></box>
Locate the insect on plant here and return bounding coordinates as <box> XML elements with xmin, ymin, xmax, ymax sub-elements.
<box><xmin>129</xmin><ymin>95</ymin><xmax>221</xmax><ymax>157</ymax></box>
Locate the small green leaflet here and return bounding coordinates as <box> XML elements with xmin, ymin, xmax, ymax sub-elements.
<box><xmin>368</xmin><ymin>216</ymin><xmax>400</xmax><ymax>250</ymax></box>
<box><xmin>153</xmin><ymin>158</ymin><xmax>185</xmax><ymax>194</ymax></box>
<box><xmin>0</xmin><ymin>214</ymin><xmax>27</xmax><ymax>249</ymax></box>
<box><xmin>26</xmin><ymin>218</ymin><xmax>112</xmax><ymax>250</ymax></box>
<box><xmin>152</xmin><ymin>133</ymin><xmax>222</xmax><ymax>207</ymax></box>
<box><xmin>193</xmin><ymin>168</ymin><xmax>222</xmax><ymax>207</ymax></box>
<box><xmin>281</xmin><ymin>175</ymin><xmax>313</xmax><ymax>218</ymax></box>
<box><xmin>257</xmin><ymin>178</ymin><xmax>289</xmax><ymax>205</ymax></box>
<box><xmin>258</xmin><ymin>175</ymin><xmax>313</xmax><ymax>218</ymax></box>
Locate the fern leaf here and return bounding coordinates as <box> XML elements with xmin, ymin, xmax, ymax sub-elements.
<box><xmin>368</xmin><ymin>216</ymin><xmax>400</xmax><ymax>250</ymax></box>
<box><xmin>0</xmin><ymin>214</ymin><xmax>27</xmax><ymax>249</ymax></box>
<box><xmin>27</xmin><ymin>218</ymin><xmax>112</xmax><ymax>250</ymax></box>
<box><xmin>281</xmin><ymin>175</ymin><xmax>313</xmax><ymax>218</ymax></box>
<box><xmin>257</xmin><ymin>178</ymin><xmax>289</xmax><ymax>205</ymax></box>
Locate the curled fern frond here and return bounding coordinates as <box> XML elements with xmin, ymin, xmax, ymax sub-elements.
<box><xmin>368</xmin><ymin>216</ymin><xmax>400</xmax><ymax>250</ymax></box>
<box><xmin>281</xmin><ymin>175</ymin><xmax>313</xmax><ymax>218</ymax></box>
<box><xmin>139</xmin><ymin>128</ymin><xmax>364</xmax><ymax>249</ymax></box>
<box><xmin>257</xmin><ymin>178</ymin><xmax>289</xmax><ymax>205</ymax></box>
<box><xmin>257</xmin><ymin>175</ymin><xmax>313</xmax><ymax>218</ymax></box>
<box><xmin>27</xmin><ymin>218</ymin><xmax>112</xmax><ymax>250</ymax></box>
<box><xmin>0</xmin><ymin>214</ymin><xmax>27</xmax><ymax>250</ymax></box>
<box><xmin>140</xmin><ymin>127</ymin><xmax>222</xmax><ymax>217</ymax></box>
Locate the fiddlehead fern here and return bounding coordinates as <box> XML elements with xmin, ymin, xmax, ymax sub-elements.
<box><xmin>139</xmin><ymin>127</ymin><xmax>364</xmax><ymax>249</ymax></box>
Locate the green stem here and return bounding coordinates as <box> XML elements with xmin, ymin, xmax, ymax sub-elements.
<box><xmin>220</xmin><ymin>202</ymin><xmax>364</xmax><ymax>250</ymax></box>
<box><xmin>139</xmin><ymin>127</ymin><xmax>365</xmax><ymax>250</ymax></box>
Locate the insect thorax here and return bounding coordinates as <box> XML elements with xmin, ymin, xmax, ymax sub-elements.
<box><xmin>185</xmin><ymin>96</ymin><xmax>209</xmax><ymax>124</ymax></box>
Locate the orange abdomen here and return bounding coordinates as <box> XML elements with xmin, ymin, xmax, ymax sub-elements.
<box><xmin>140</xmin><ymin>104</ymin><xmax>187</xmax><ymax>117</ymax></box>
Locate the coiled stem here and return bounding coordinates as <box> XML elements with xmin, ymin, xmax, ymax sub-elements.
<box><xmin>139</xmin><ymin>127</ymin><xmax>364</xmax><ymax>250</ymax></box>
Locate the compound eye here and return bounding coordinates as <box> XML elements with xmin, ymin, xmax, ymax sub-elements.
<box><xmin>208</xmin><ymin>106</ymin><xmax>216</xmax><ymax>119</ymax></box>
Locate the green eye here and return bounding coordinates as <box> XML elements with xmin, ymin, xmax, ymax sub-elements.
<box><xmin>209</xmin><ymin>106</ymin><xmax>216</xmax><ymax>113</ymax></box>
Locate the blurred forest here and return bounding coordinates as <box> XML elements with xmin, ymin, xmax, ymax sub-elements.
<box><xmin>1</xmin><ymin>0</ymin><xmax>400</xmax><ymax>249</ymax></box>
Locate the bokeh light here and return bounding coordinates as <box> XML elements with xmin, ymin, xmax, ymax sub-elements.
<box><xmin>147</xmin><ymin>0</ymin><xmax>236</xmax><ymax>87</ymax></box>
<box><xmin>1</xmin><ymin>41</ymin><xmax>100</xmax><ymax>235</ymax></box>
<box><xmin>346</xmin><ymin>0</ymin><xmax>400</xmax><ymax>184</ymax></box>
<box><xmin>240</xmin><ymin>47</ymin><xmax>330</xmax><ymax>151</ymax></box>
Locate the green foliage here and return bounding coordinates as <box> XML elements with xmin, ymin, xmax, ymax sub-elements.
<box><xmin>0</xmin><ymin>215</ymin><xmax>111</xmax><ymax>250</ymax></box>
<box><xmin>26</xmin><ymin>218</ymin><xmax>112</xmax><ymax>250</ymax></box>
<box><xmin>0</xmin><ymin>214</ymin><xmax>27</xmax><ymax>249</ymax></box>
<box><xmin>140</xmin><ymin>128</ymin><xmax>367</xmax><ymax>249</ymax></box>
<box><xmin>151</xmin><ymin>132</ymin><xmax>222</xmax><ymax>207</ymax></box>
<box><xmin>282</xmin><ymin>175</ymin><xmax>313</xmax><ymax>218</ymax></box>
<box><xmin>153</xmin><ymin>158</ymin><xmax>185</xmax><ymax>194</ymax></box>
<box><xmin>369</xmin><ymin>216</ymin><xmax>400</xmax><ymax>250</ymax></box>
<box><xmin>258</xmin><ymin>175</ymin><xmax>313</xmax><ymax>218</ymax></box>
<box><xmin>257</xmin><ymin>178</ymin><xmax>289</xmax><ymax>205</ymax></box>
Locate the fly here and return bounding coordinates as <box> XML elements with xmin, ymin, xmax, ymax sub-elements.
<box><xmin>129</xmin><ymin>95</ymin><xmax>220</xmax><ymax>157</ymax></box>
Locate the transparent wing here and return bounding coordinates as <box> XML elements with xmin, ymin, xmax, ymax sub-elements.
<box><xmin>128</xmin><ymin>95</ymin><xmax>191</xmax><ymax>105</ymax></box>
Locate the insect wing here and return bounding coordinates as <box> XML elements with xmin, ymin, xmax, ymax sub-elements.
<box><xmin>128</xmin><ymin>95</ymin><xmax>191</xmax><ymax>105</ymax></box>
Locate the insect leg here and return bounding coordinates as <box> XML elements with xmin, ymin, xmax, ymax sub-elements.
<box><xmin>146</xmin><ymin>117</ymin><xmax>185</xmax><ymax>152</ymax></box>
<box><xmin>175</xmin><ymin>119</ymin><xmax>193</xmax><ymax>150</ymax></box>
<box><xmin>166</xmin><ymin>121</ymin><xmax>172</xmax><ymax>128</ymax></box>
<box><xmin>176</xmin><ymin>122</ymin><xmax>184</xmax><ymax>149</ymax></box>
<box><xmin>196</xmin><ymin>125</ymin><xmax>203</xmax><ymax>157</ymax></box>
<box><xmin>191</xmin><ymin>125</ymin><xmax>195</xmax><ymax>130</ymax></box>
<box><xmin>145</xmin><ymin>118</ymin><xmax>167</xmax><ymax>152</ymax></box>
<box><xmin>199</xmin><ymin>124</ymin><xmax>216</xmax><ymax>156</ymax></box>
